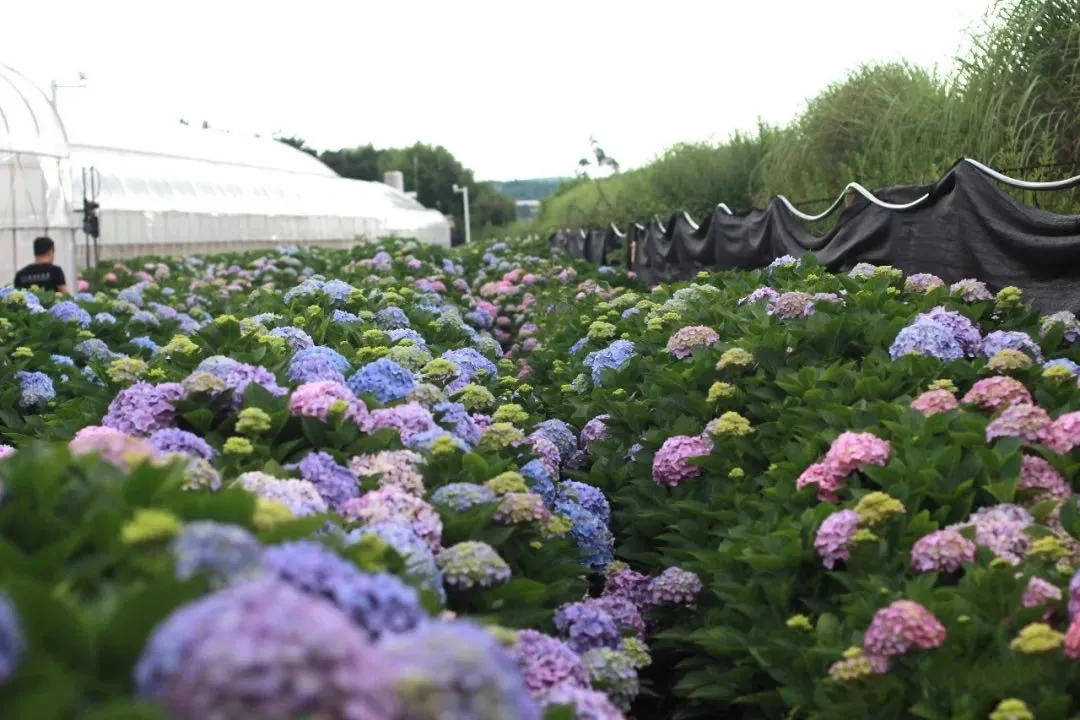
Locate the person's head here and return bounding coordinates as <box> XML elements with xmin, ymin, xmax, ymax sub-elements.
<box><xmin>33</xmin><ymin>236</ymin><xmax>55</xmax><ymax>262</ymax></box>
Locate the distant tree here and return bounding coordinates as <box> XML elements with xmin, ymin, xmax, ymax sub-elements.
<box><xmin>319</xmin><ymin>145</ymin><xmax>383</xmax><ymax>181</ymax></box>
<box><xmin>275</xmin><ymin>136</ymin><xmax>318</xmax><ymax>158</ymax></box>
<box><xmin>576</xmin><ymin>136</ymin><xmax>619</xmax><ymax>215</ymax></box>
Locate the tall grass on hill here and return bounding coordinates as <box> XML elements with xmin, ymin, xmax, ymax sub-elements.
<box><xmin>535</xmin><ymin>0</ymin><xmax>1080</xmax><ymax>233</ymax></box>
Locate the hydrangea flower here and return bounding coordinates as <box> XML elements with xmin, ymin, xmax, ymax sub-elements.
<box><xmin>369</xmin><ymin>402</ymin><xmax>438</xmax><ymax>444</ymax></box>
<box><xmin>862</xmin><ymin>600</ymin><xmax>947</xmax><ymax>673</ymax></box>
<box><xmin>557</xmin><ymin>481</ymin><xmax>611</xmax><ymax>525</ymax></box>
<box><xmin>345</xmin><ymin>522</ymin><xmax>443</xmax><ymax>601</ymax></box>
<box><xmin>666</xmin><ymin>325</ymin><xmax>720</xmax><ymax>359</ymax></box>
<box><xmin>290</xmin><ymin>451</ymin><xmax>360</xmax><ymax>510</ymax></box>
<box><xmin>259</xmin><ymin>540</ymin><xmax>425</xmax><ymax>641</ymax></box>
<box><xmin>542</xmin><ymin>685</ymin><xmax>624</xmax><ymax>719</ymax></box>
<box><xmin>949</xmin><ymin>504</ymin><xmax>1033</xmax><ymax>565</ymax></box>
<box><xmin>581</xmin><ymin>648</ymin><xmax>639</xmax><ymax>711</ymax></box>
<box><xmin>347</xmin><ymin>358</ymin><xmax>417</xmax><ymax>405</ymax></box>
<box><xmin>910</xmin><ymin>529</ymin><xmax>976</xmax><ymax>573</ymax></box>
<box><xmin>289</xmin><ymin>380</ymin><xmax>371</xmax><ymax>428</ymax></box>
<box><xmin>910</xmin><ymin>389</ymin><xmax>958</xmax><ymax>417</ymax></box>
<box><xmin>981</xmin><ymin>330</ymin><xmax>1044</xmax><ymax>363</ymax></box>
<box><xmin>554</xmin><ymin>499</ymin><xmax>614</xmax><ymax>570</ymax></box>
<box><xmin>235</xmin><ymin>471</ymin><xmax>329</xmax><ymax>517</ymax></box>
<box><xmin>652</xmin><ymin>435</ymin><xmax>713</xmax><ymax>487</ymax></box>
<box><xmin>70</xmin><ymin>425</ymin><xmax>155</xmax><ymax>470</ymax></box>
<box><xmin>379</xmin><ymin>621</ymin><xmax>540</xmax><ymax>720</ymax></box>
<box><xmin>133</xmin><ymin>579</ymin><xmax>398</xmax><ymax>718</ymax></box>
<box><xmin>0</xmin><ymin>593</ymin><xmax>25</xmax><ymax>683</ymax></box>
<box><xmin>15</xmin><ymin>370</ymin><xmax>55</xmax><ymax>408</ymax></box>
<box><xmin>350</xmin><ymin>450</ymin><xmax>425</xmax><ymax>496</ymax></box>
<box><xmin>430</xmin><ymin>482</ymin><xmax>498</xmax><ymax>511</ymax></box>
<box><xmin>649</xmin><ymin>566</ymin><xmax>703</xmax><ymax>605</ymax></box>
<box><xmin>148</xmin><ymin>428</ymin><xmax>214</xmax><ymax>461</ymax></box>
<box><xmin>962</xmin><ymin>376</ymin><xmax>1032</xmax><ymax>412</ymax></box>
<box><xmin>986</xmin><ymin>404</ymin><xmax>1051</xmax><ymax>444</ymax></box>
<box><xmin>533</xmin><ymin>419</ymin><xmax>579</xmax><ymax>459</ymax></box>
<box><xmin>915</xmin><ymin>307</ymin><xmax>982</xmax><ymax>356</ymax></box>
<box><xmin>436</xmin><ymin>541</ymin><xmax>511</xmax><ymax>589</ymax></box>
<box><xmin>171</xmin><ymin>521</ymin><xmax>262</xmax><ymax>585</ymax></box>
<box><xmin>511</xmin><ymin>629</ymin><xmax>590</xmax><ymax>696</ymax></box>
<box><xmin>340</xmin><ymin>486</ymin><xmax>443</xmax><ymax>553</ymax></box>
<box><xmin>889</xmin><ymin>318</ymin><xmax>964</xmax><ymax>361</ymax></box>
<box><xmin>583</xmin><ymin>340</ymin><xmax>636</xmax><ymax>387</ymax></box>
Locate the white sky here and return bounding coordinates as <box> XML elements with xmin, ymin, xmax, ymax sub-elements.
<box><xmin>6</xmin><ymin>0</ymin><xmax>994</xmax><ymax>181</ymax></box>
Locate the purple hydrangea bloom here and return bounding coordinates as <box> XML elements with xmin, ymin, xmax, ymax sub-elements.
<box><xmin>542</xmin><ymin>684</ymin><xmax>624</xmax><ymax>719</ymax></box>
<box><xmin>511</xmin><ymin>629</ymin><xmax>590</xmax><ymax>696</ymax></box>
<box><xmin>133</xmin><ymin>579</ymin><xmax>398</xmax><ymax>718</ymax></box>
<box><xmin>290</xmin><ymin>346</ymin><xmax>351</xmax><ymax>377</ymax></box>
<box><xmin>379</xmin><ymin>620</ymin><xmax>541</xmax><ymax>720</ymax></box>
<box><xmin>888</xmin><ymin>318</ymin><xmax>964</xmax><ymax>361</ymax></box>
<box><xmin>290</xmin><ymin>451</ymin><xmax>360</xmax><ymax>510</ymax></box>
<box><xmin>434</xmin><ymin>401</ymin><xmax>482</xmax><ymax>445</ymax></box>
<box><xmin>915</xmin><ymin>307</ymin><xmax>982</xmax><ymax>356</ymax></box>
<box><xmin>553</xmin><ymin>602</ymin><xmax>622</xmax><ymax>654</ymax></box>
<box><xmin>0</xmin><ymin>593</ymin><xmax>25</xmax><ymax>683</ymax></box>
<box><xmin>148</xmin><ymin>428</ymin><xmax>214</xmax><ymax>461</ymax></box>
<box><xmin>131</xmin><ymin>310</ymin><xmax>160</xmax><ymax>326</ymax></box>
<box><xmin>347</xmin><ymin>358</ymin><xmax>417</xmax><ymax>405</ymax></box>
<box><xmin>235</xmin><ymin>471</ymin><xmax>329</xmax><ymax>517</ymax></box>
<box><xmin>980</xmin><ymin>330</ymin><xmax>1044</xmax><ymax>363</ymax></box>
<box><xmin>286</xmin><ymin>354</ymin><xmax>346</xmax><ymax>384</ymax></box>
<box><xmin>259</xmin><ymin>540</ymin><xmax>426</xmax><ymax>641</ymax></box>
<box><xmin>129</xmin><ymin>336</ymin><xmax>160</xmax><ymax>355</ymax></box>
<box><xmin>219</xmin><ymin>362</ymin><xmax>288</xmax><ymax>406</ymax></box>
<box><xmin>368</xmin><ymin>402</ymin><xmax>437</xmax><ymax>443</ymax></box>
<box><xmin>103</xmin><ymin>381</ymin><xmax>185</xmax><ymax>437</ymax></box>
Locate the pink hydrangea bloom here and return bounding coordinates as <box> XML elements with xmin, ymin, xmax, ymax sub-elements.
<box><xmin>0</xmin><ymin>445</ymin><xmax>15</xmax><ymax>460</ymax></box>
<box><xmin>909</xmin><ymin>529</ymin><xmax>977</xmax><ymax>573</ymax></box>
<box><xmin>527</xmin><ymin>434</ymin><xmax>561</xmax><ymax>478</ymax></box>
<box><xmin>665</xmin><ymin>326</ymin><xmax>720</xmax><ymax>359</ymax></box>
<box><xmin>349</xmin><ymin>450</ymin><xmax>425</xmax><ymax>496</ymax></box>
<box><xmin>288</xmin><ymin>381</ymin><xmax>370</xmax><ymax>429</ymax></box>
<box><xmin>986</xmin><ymin>404</ymin><xmax>1051</xmax><ymax>444</ymax></box>
<box><xmin>70</xmin><ymin>426</ymin><xmax>155</xmax><ymax>470</ymax></box>
<box><xmin>1066</xmin><ymin>616</ymin><xmax>1080</xmax><ymax>659</ymax></box>
<box><xmin>961</xmin><ymin>376</ymin><xmax>1033</xmax><ymax>413</ymax></box>
<box><xmin>1022</xmin><ymin>576</ymin><xmax>1062</xmax><ymax>620</ymax></box>
<box><xmin>910</xmin><ymin>389</ymin><xmax>958</xmax><ymax>417</ymax></box>
<box><xmin>1040</xmin><ymin>411</ymin><xmax>1080</xmax><ymax>454</ymax></box>
<box><xmin>1018</xmin><ymin>455</ymin><xmax>1071</xmax><ymax>501</ymax></box>
<box><xmin>862</xmin><ymin>600</ymin><xmax>947</xmax><ymax>673</ymax></box>
<box><xmin>814</xmin><ymin>509</ymin><xmax>860</xmax><ymax>569</ymax></box>
<box><xmin>796</xmin><ymin>462</ymin><xmax>846</xmax><ymax>503</ymax></box>
<box><xmin>339</xmin><ymin>486</ymin><xmax>443</xmax><ymax>553</ymax></box>
<box><xmin>824</xmin><ymin>432</ymin><xmax>891</xmax><ymax>477</ymax></box>
<box><xmin>652</xmin><ymin>435</ymin><xmax>713</xmax><ymax>487</ymax></box>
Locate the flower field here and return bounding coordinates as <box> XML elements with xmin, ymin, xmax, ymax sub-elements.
<box><xmin>1</xmin><ymin>239</ymin><xmax>1080</xmax><ymax>719</ymax></box>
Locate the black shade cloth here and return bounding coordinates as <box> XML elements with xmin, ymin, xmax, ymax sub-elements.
<box><xmin>550</xmin><ymin>160</ymin><xmax>1080</xmax><ymax>312</ymax></box>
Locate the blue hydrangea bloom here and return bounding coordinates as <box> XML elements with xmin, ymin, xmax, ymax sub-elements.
<box><xmin>0</xmin><ymin>592</ymin><xmax>25</xmax><ymax>683</ymax></box>
<box><xmin>583</xmin><ymin>340</ymin><xmax>636</xmax><ymax>386</ymax></box>
<box><xmin>347</xmin><ymin>358</ymin><xmax>417</xmax><ymax>405</ymax></box>
<box><xmin>520</xmin><ymin>460</ymin><xmax>557</xmax><ymax>506</ymax></box>
<box><xmin>554</xmin><ymin>499</ymin><xmax>614</xmax><ymax>571</ymax></box>
<box><xmin>331</xmin><ymin>309</ymin><xmax>360</xmax><ymax>324</ymax></box>
<box><xmin>534</xmin><ymin>420</ymin><xmax>578</xmax><ymax>459</ymax></box>
<box><xmin>268</xmin><ymin>326</ymin><xmax>314</xmax><ymax>350</ymax></box>
<box><xmin>50</xmin><ymin>354</ymin><xmax>75</xmax><ymax>367</ymax></box>
<box><xmin>388</xmin><ymin>328</ymin><xmax>428</xmax><ymax>349</ymax></box>
<box><xmin>431</xmin><ymin>483</ymin><xmax>498</xmax><ymax>511</ymax></box>
<box><xmin>345</xmin><ymin>522</ymin><xmax>444</xmax><ymax>601</ymax></box>
<box><xmin>1045</xmin><ymin>358</ymin><xmax>1080</xmax><ymax>375</ymax></box>
<box><xmin>171</xmin><ymin>521</ymin><xmax>262</xmax><ymax>585</ymax></box>
<box><xmin>375</xmin><ymin>306</ymin><xmax>411</xmax><ymax>330</ymax></box>
<box><xmin>980</xmin><ymin>329</ymin><xmax>1045</xmax><ymax>363</ymax></box>
<box><xmin>406</xmin><ymin>429</ymin><xmax>470</xmax><ymax>453</ymax></box>
<box><xmin>465</xmin><ymin>310</ymin><xmax>494</xmax><ymax>330</ymax></box>
<box><xmin>49</xmin><ymin>301</ymin><xmax>92</xmax><ymax>328</ymax></box>
<box><xmin>149</xmin><ymin>428</ymin><xmax>215</xmax><ymax>460</ymax></box>
<box><xmin>15</xmin><ymin>370</ymin><xmax>55</xmax><ymax>408</ymax></box>
<box><xmin>441</xmin><ymin>348</ymin><xmax>498</xmax><ymax>381</ymax></box>
<box><xmin>130</xmin><ymin>336</ymin><xmax>160</xmax><ymax>354</ymax></box>
<box><xmin>131</xmin><ymin>310</ymin><xmax>160</xmax><ymax>326</ymax></box>
<box><xmin>557</xmin><ymin>481</ymin><xmax>611</xmax><ymax>526</ymax></box>
<box><xmin>93</xmin><ymin>312</ymin><xmax>117</xmax><ymax>325</ymax></box>
<box><xmin>888</xmin><ymin>318</ymin><xmax>964</xmax><ymax>361</ymax></box>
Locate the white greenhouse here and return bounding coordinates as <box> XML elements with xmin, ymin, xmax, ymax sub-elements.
<box><xmin>0</xmin><ymin>64</ymin><xmax>449</xmax><ymax>284</ymax></box>
<box><xmin>0</xmin><ymin>64</ymin><xmax>77</xmax><ymax>287</ymax></box>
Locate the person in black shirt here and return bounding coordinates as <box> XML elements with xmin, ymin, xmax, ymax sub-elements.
<box><xmin>13</xmin><ymin>236</ymin><xmax>68</xmax><ymax>294</ymax></box>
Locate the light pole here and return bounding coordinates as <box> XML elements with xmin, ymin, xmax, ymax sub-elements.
<box><xmin>452</xmin><ymin>183</ymin><xmax>471</xmax><ymax>244</ymax></box>
<box><xmin>50</xmin><ymin>72</ymin><xmax>88</xmax><ymax>109</ymax></box>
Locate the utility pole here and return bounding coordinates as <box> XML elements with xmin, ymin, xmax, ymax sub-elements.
<box><xmin>452</xmin><ymin>184</ymin><xmax>471</xmax><ymax>244</ymax></box>
<box><xmin>413</xmin><ymin>155</ymin><xmax>419</xmax><ymax>197</ymax></box>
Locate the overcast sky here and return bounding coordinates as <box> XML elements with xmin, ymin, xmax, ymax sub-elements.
<box><xmin>7</xmin><ymin>0</ymin><xmax>994</xmax><ymax>181</ymax></box>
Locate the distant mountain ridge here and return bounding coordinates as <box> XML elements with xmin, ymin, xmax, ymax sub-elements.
<box><xmin>490</xmin><ymin>177</ymin><xmax>567</xmax><ymax>202</ymax></box>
